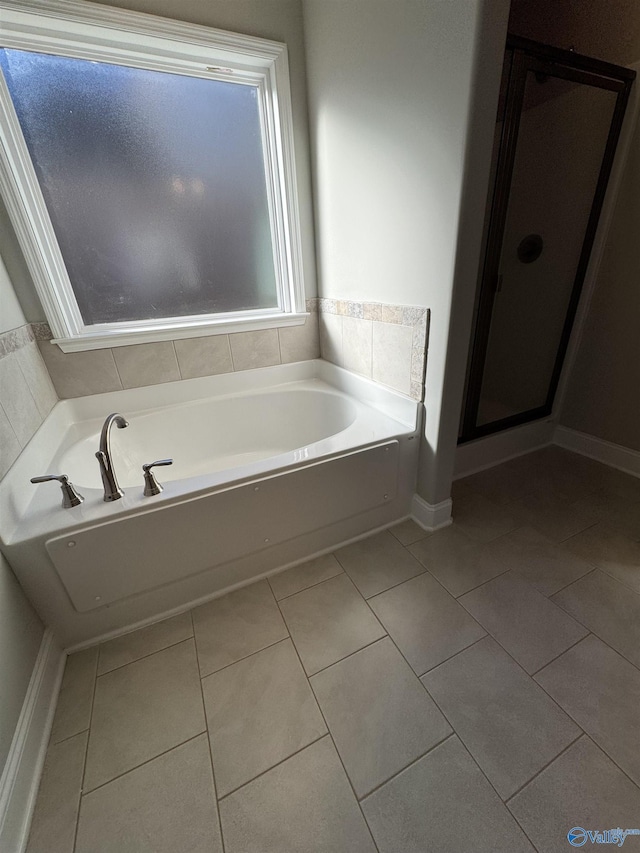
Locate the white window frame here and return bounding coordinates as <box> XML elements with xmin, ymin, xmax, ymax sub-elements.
<box><xmin>0</xmin><ymin>0</ymin><xmax>307</xmax><ymax>351</ymax></box>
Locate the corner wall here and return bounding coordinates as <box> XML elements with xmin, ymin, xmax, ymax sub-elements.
<box><xmin>302</xmin><ymin>0</ymin><xmax>509</xmax><ymax>505</ymax></box>
<box><xmin>559</xmin><ymin>103</ymin><xmax>640</xmax><ymax>453</ymax></box>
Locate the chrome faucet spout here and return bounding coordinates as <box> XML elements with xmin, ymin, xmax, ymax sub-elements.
<box><xmin>96</xmin><ymin>413</ymin><xmax>129</xmax><ymax>501</ymax></box>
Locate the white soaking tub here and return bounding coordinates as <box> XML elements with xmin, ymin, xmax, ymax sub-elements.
<box><xmin>0</xmin><ymin>359</ymin><xmax>420</xmax><ymax>647</ymax></box>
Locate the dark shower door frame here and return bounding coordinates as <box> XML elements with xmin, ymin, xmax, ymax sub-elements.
<box><xmin>460</xmin><ymin>35</ymin><xmax>635</xmax><ymax>443</ymax></box>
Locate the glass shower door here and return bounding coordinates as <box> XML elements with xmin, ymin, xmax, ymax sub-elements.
<box><xmin>461</xmin><ymin>39</ymin><xmax>634</xmax><ymax>441</ymax></box>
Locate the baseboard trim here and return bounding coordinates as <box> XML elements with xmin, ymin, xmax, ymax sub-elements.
<box><xmin>454</xmin><ymin>419</ymin><xmax>555</xmax><ymax>479</ymax></box>
<box><xmin>411</xmin><ymin>494</ymin><xmax>453</xmax><ymax>532</ymax></box>
<box><xmin>0</xmin><ymin>629</ymin><xmax>65</xmax><ymax>853</ymax></box>
<box><xmin>554</xmin><ymin>426</ymin><xmax>640</xmax><ymax>478</ymax></box>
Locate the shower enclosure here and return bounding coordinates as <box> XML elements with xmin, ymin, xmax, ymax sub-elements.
<box><xmin>460</xmin><ymin>36</ymin><xmax>635</xmax><ymax>442</ymax></box>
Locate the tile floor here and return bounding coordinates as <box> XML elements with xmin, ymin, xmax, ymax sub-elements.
<box><xmin>26</xmin><ymin>446</ymin><xmax>640</xmax><ymax>852</ymax></box>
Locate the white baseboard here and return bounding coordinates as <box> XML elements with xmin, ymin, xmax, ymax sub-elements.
<box><xmin>411</xmin><ymin>494</ymin><xmax>453</xmax><ymax>532</ymax></box>
<box><xmin>0</xmin><ymin>630</ymin><xmax>65</xmax><ymax>853</ymax></box>
<box><xmin>554</xmin><ymin>426</ymin><xmax>640</xmax><ymax>479</ymax></box>
<box><xmin>454</xmin><ymin>418</ymin><xmax>555</xmax><ymax>479</ymax></box>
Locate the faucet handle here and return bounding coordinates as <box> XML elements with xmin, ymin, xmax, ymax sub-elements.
<box><xmin>31</xmin><ymin>474</ymin><xmax>84</xmax><ymax>508</ymax></box>
<box><xmin>142</xmin><ymin>459</ymin><xmax>173</xmax><ymax>497</ymax></box>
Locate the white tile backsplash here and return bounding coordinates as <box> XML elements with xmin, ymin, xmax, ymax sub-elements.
<box><xmin>229</xmin><ymin>329</ymin><xmax>281</xmax><ymax>372</ymax></box>
<box><xmin>0</xmin><ymin>324</ymin><xmax>60</xmax><ymax>478</ymax></box>
<box><xmin>38</xmin><ymin>341</ymin><xmax>122</xmax><ymax>398</ymax></box>
<box><xmin>174</xmin><ymin>335</ymin><xmax>233</xmax><ymax>379</ymax></box>
<box><xmin>319</xmin><ymin>313</ymin><xmax>343</xmax><ymax>367</ymax></box>
<box><xmin>15</xmin><ymin>342</ymin><xmax>59</xmax><ymax>418</ymax></box>
<box><xmin>318</xmin><ymin>300</ymin><xmax>429</xmax><ymax>400</ymax></box>
<box><xmin>0</xmin><ymin>351</ymin><xmax>45</xmax><ymax>447</ymax></box>
<box><xmin>0</xmin><ymin>403</ymin><xmax>21</xmax><ymax>480</ymax></box>
<box><xmin>279</xmin><ymin>317</ymin><xmax>320</xmax><ymax>364</ymax></box>
<box><xmin>342</xmin><ymin>316</ymin><xmax>372</xmax><ymax>377</ymax></box>
<box><xmin>113</xmin><ymin>341</ymin><xmax>180</xmax><ymax>389</ymax></box>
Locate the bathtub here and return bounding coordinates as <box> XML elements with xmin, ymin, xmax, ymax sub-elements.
<box><xmin>0</xmin><ymin>359</ymin><xmax>420</xmax><ymax>647</ymax></box>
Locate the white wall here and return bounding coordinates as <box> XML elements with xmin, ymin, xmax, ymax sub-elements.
<box><xmin>303</xmin><ymin>0</ymin><xmax>509</xmax><ymax>504</ymax></box>
<box><xmin>559</xmin><ymin>103</ymin><xmax>640</xmax><ymax>452</ymax></box>
<box><xmin>0</xmin><ymin>554</ymin><xmax>44</xmax><ymax>773</ymax></box>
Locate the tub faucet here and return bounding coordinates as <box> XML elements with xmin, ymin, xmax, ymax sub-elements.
<box><xmin>96</xmin><ymin>413</ymin><xmax>129</xmax><ymax>502</ymax></box>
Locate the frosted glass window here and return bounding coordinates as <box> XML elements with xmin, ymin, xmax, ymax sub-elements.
<box><xmin>0</xmin><ymin>48</ymin><xmax>278</xmax><ymax>325</ymax></box>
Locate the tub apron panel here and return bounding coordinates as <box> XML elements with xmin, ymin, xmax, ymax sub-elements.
<box><xmin>46</xmin><ymin>441</ymin><xmax>399</xmax><ymax>612</ymax></box>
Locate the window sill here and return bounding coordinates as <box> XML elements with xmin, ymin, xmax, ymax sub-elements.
<box><xmin>51</xmin><ymin>312</ymin><xmax>309</xmax><ymax>352</ymax></box>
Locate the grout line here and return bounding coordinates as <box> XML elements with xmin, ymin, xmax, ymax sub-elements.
<box><xmin>273</xmin><ymin>594</ymin><xmax>381</xmax><ymax>853</ymax></box>
<box><xmin>359</xmin><ymin>567</ymin><xmax>428</xmax><ymax>603</ymax></box>
<box><xmin>215</xmin><ymin>733</ymin><xmax>329</xmax><ymax>802</ymax></box>
<box><xmin>72</xmin><ymin>651</ymin><xmax>99</xmax><ymax>853</ymax></box>
<box><xmin>457</xmin><ymin>738</ymin><xmax>544</xmax><ymax>853</ymax></box>
<box><xmin>454</xmin><ymin>735</ymin><xmax>545</xmax><ymax>853</ymax></box>
<box><xmin>108</xmin><ymin>346</ymin><xmax>124</xmax><ymax>390</ymax></box>
<box><xmin>96</xmin><ymin>634</ymin><xmax>195</xmax><ymax>678</ymax></box>
<box><xmin>547</xmin><ymin>566</ymin><xmax>598</xmax><ymax>598</ymax></box>
<box><xmin>416</xmin><ymin>633</ymin><xmax>489</xmax><ymax>678</ymax></box>
<box><xmin>451</xmin><ymin>565</ymin><xmax>514</xmax><ymax>599</ymax></box>
<box><xmin>192</xmin><ymin>608</ymin><xmax>227</xmax><ymax>853</ymax></box>
<box><xmin>79</xmin><ymin>731</ymin><xmax>206</xmax><ymax>798</ymax></box>
<box><xmin>416</xmin><ymin>676</ymin><xmax>507</xmax><ymax>805</ymax></box>
<box><xmin>557</xmin><ymin>519</ymin><xmax>600</xmax><ymax>543</ymax></box>
<box><xmin>199</xmin><ymin>635</ymin><xmax>291</xmax><ymax>682</ymax></box>
<box><xmin>50</xmin><ymin>726</ymin><xmax>90</xmax><ymax>747</ymax></box>
<box><xmin>172</xmin><ymin>339</ymin><xmax>184</xmax><ymax>381</ymax></box>
<box><xmin>580</xmin><ymin>732</ymin><xmax>640</xmax><ymax>795</ymax></box>
<box><xmin>271</xmin><ymin>569</ymin><xmax>345</xmax><ymax>603</ymax></box>
<box><xmin>504</xmin><ymin>731</ymin><xmax>584</xmax><ymax>805</ymax></box>
<box><xmin>308</xmin><ymin>635</ymin><xmax>388</xmax><ymax>679</ymax></box>
<box><xmin>598</xmin><ymin>564</ymin><xmax>640</xmax><ymax>597</ymax></box>
<box><xmin>530</xmin><ymin>633</ymin><xmax>593</xmax><ymax>677</ymax></box>
<box><xmin>546</xmin><ymin>580</ymin><xmax>640</xmax><ymax>674</ymax></box>
<box><xmin>358</xmin><ymin>732</ymin><xmax>456</xmax><ymax>803</ymax></box>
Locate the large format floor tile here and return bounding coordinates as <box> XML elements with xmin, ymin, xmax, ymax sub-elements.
<box><xmin>192</xmin><ymin>580</ymin><xmax>288</xmax><ymax>676</ymax></box>
<box><xmin>268</xmin><ymin>554</ymin><xmax>343</xmax><ymax>600</ymax></box>
<box><xmin>409</xmin><ymin>527</ymin><xmax>508</xmax><ymax>597</ymax></box>
<box><xmin>202</xmin><ymin>639</ymin><xmax>326</xmax><ymax>796</ymax></box>
<box><xmin>76</xmin><ymin>735</ymin><xmax>222</xmax><ymax>853</ymax></box>
<box><xmin>49</xmin><ymin>647</ymin><xmax>97</xmax><ymax>744</ymax></box>
<box><xmin>219</xmin><ymin>737</ymin><xmax>376</xmax><ymax>853</ymax></box>
<box><xmin>311</xmin><ymin>638</ymin><xmax>450</xmax><ymax>797</ymax></box>
<box><xmin>279</xmin><ymin>574</ymin><xmax>385</xmax><ymax>675</ymax></box>
<box><xmin>369</xmin><ymin>571</ymin><xmax>486</xmax><ymax>675</ymax></box>
<box><xmin>362</xmin><ymin>737</ymin><xmax>534</xmax><ymax>853</ymax></box>
<box><xmin>491</xmin><ymin>526</ymin><xmax>595</xmax><ymax>596</ymax></box>
<box><xmin>508</xmin><ymin>737</ymin><xmax>640</xmax><ymax>853</ymax></box>
<box><xmin>423</xmin><ymin>637</ymin><xmax>580</xmax><ymax>798</ymax></box>
<box><xmin>510</xmin><ymin>491</ymin><xmax>601</xmax><ymax>543</ymax></box>
<box><xmin>26</xmin><ymin>447</ymin><xmax>640</xmax><ymax>852</ymax></box>
<box><xmin>84</xmin><ymin>639</ymin><xmax>206</xmax><ymax>791</ymax></box>
<box><xmin>535</xmin><ymin>635</ymin><xmax>640</xmax><ymax>785</ymax></box>
<box><xmin>459</xmin><ymin>463</ymin><xmax>533</xmax><ymax>505</ymax></box>
<box><xmin>460</xmin><ymin>572</ymin><xmax>588</xmax><ymax>673</ymax></box>
<box><xmin>26</xmin><ymin>732</ymin><xmax>87</xmax><ymax>853</ymax></box>
<box><xmin>334</xmin><ymin>530</ymin><xmax>425</xmax><ymax>598</ymax></box>
<box><xmin>552</xmin><ymin>570</ymin><xmax>640</xmax><ymax>667</ymax></box>
<box><xmin>563</xmin><ymin>522</ymin><xmax>640</xmax><ymax>594</ymax></box>
<box><xmin>97</xmin><ymin>611</ymin><xmax>193</xmax><ymax>675</ymax></box>
<box><xmin>452</xmin><ymin>488</ymin><xmax>520</xmax><ymax>542</ymax></box>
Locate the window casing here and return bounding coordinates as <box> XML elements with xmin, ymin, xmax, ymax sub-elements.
<box><xmin>0</xmin><ymin>0</ymin><xmax>306</xmax><ymax>351</ymax></box>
